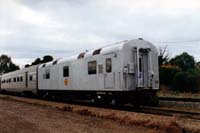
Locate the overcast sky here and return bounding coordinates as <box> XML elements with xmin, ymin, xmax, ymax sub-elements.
<box><xmin>1</xmin><ymin>0</ymin><xmax>200</xmax><ymax>67</ymax></box>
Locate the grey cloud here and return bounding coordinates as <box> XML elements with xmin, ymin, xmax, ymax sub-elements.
<box><xmin>1</xmin><ymin>0</ymin><xmax>200</xmax><ymax>67</ymax></box>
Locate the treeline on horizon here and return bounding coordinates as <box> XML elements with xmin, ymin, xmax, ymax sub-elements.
<box><xmin>159</xmin><ymin>46</ymin><xmax>200</xmax><ymax>93</ymax></box>
<box><xmin>0</xmin><ymin>47</ymin><xmax>200</xmax><ymax>93</ymax></box>
<box><xmin>0</xmin><ymin>55</ymin><xmax>53</xmax><ymax>74</ymax></box>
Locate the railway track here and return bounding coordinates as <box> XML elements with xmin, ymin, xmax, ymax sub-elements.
<box><xmin>158</xmin><ymin>97</ymin><xmax>200</xmax><ymax>102</ymax></box>
<box><xmin>133</xmin><ymin>107</ymin><xmax>200</xmax><ymax>120</ymax></box>
<box><xmin>0</xmin><ymin>94</ymin><xmax>199</xmax><ymax>120</ymax></box>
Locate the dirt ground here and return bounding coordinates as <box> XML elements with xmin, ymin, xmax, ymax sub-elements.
<box><xmin>0</xmin><ymin>99</ymin><xmax>157</xmax><ymax>133</ymax></box>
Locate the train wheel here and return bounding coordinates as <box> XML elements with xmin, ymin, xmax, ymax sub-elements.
<box><xmin>110</xmin><ymin>99</ymin><xmax>117</xmax><ymax>106</ymax></box>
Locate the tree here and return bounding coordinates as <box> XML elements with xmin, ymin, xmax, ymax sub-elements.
<box><xmin>25</xmin><ymin>64</ymin><xmax>30</xmax><ymax>68</ymax></box>
<box><xmin>173</xmin><ymin>70</ymin><xmax>200</xmax><ymax>92</ymax></box>
<box><xmin>31</xmin><ymin>58</ymin><xmax>41</xmax><ymax>65</ymax></box>
<box><xmin>159</xmin><ymin>66</ymin><xmax>181</xmax><ymax>85</ymax></box>
<box><xmin>158</xmin><ymin>45</ymin><xmax>170</xmax><ymax>67</ymax></box>
<box><xmin>195</xmin><ymin>61</ymin><xmax>200</xmax><ymax>71</ymax></box>
<box><xmin>42</xmin><ymin>55</ymin><xmax>53</xmax><ymax>63</ymax></box>
<box><xmin>30</xmin><ymin>55</ymin><xmax>54</xmax><ymax>66</ymax></box>
<box><xmin>0</xmin><ymin>54</ymin><xmax>19</xmax><ymax>74</ymax></box>
<box><xmin>170</xmin><ymin>52</ymin><xmax>195</xmax><ymax>71</ymax></box>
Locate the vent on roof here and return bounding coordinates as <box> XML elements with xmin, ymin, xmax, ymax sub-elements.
<box><xmin>93</xmin><ymin>48</ymin><xmax>101</xmax><ymax>55</ymax></box>
<box><xmin>53</xmin><ymin>60</ymin><xmax>58</xmax><ymax>65</ymax></box>
<box><xmin>78</xmin><ymin>52</ymin><xmax>85</xmax><ymax>59</ymax></box>
<box><xmin>42</xmin><ymin>64</ymin><xmax>46</xmax><ymax>67</ymax></box>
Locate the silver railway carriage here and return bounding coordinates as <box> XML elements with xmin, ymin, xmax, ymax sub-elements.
<box><xmin>1</xmin><ymin>65</ymin><xmax>37</xmax><ymax>94</ymax></box>
<box><xmin>0</xmin><ymin>39</ymin><xmax>159</xmax><ymax>104</ymax></box>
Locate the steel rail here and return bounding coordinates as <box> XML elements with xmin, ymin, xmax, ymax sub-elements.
<box><xmin>158</xmin><ymin>97</ymin><xmax>200</xmax><ymax>103</ymax></box>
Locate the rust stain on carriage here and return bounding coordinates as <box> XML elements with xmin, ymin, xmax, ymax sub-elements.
<box><xmin>64</xmin><ymin>79</ymin><xmax>69</xmax><ymax>86</ymax></box>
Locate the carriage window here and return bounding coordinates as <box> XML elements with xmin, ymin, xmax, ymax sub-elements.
<box><xmin>17</xmin><ymin>77</ymin><xmax>20</xmax><ymax>82</ymax></box>
<box><xmin>46</xmin><ymin>72</ymin><xmax>50</xmax><ymax>79</ymax></box>
<box><xmin>88</xmin><ymin>61</ymin><xmax>97</xmax><ymax>75</ymax></box>
<box><xmin>9</xmin><ymin>79</ymin><xmax>11</xmax><ymax>83</ymax></box>
<box><xmin>29</xmin><ymin>75</ymin><xmax>33</xmax><ymax>81</ymax></box>
<box><xmin>106</xmin><ymin>58</ymin><xmax>112</xmax><ymax>73</ymax></box>
<box><xmin>14</xmin><ymin>77</ymin><xmax>16</xmax><ymax>82</ymax></box>
<box><xmin>139</xmin><ymin>57</ymin><xmax>142</xmax><ymax>72</ymax></box>
<box><xmin>20</xmin><ymin>77</ymin><xmax>23</xmax><ymax>82</ymax></box>
<box><xmin>63</xmin><ymin>66</ymin><xmax>69</xmax><ymax>77</ymax></box>
<box><xmin>44</xmin><ymin>70</ymin><xmax>50</xmax><ymax>79</ymax></box>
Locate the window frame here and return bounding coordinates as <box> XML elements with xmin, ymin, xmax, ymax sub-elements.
<box><xmin>29</xmin><ymin>75</ymin><xmax>33</xmax><ymax>81</ymax></box>
<box><xmin>20</xmin><ymin>77</ymin><xmax>23</xmax><ymax>82</ymax></box>
<box><xmin>106</xmin><ymin>58</ymin><xmax>112</xmax><ymax>73</ymax></box>
<box><xmin>63</xmin><ymin>66</ymin><xmax>69</xmax><ymax>77</ymax></box>
<box><xmin>14</xmin><ymin>77</ymin><xmax>16</xmax><ymax>82</ymax></box>
<box><xmin>88</xmin><ymin>61</ymin><xmax>97</xmax><ymax>75</ymax></box>
<box><xmin>44</xmin><ymin>69</ymin><xmax>50</xmax><ymax>79</ymax></box>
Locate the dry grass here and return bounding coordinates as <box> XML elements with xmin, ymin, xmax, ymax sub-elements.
<box><xmin>158</xmin><ymin>85</ymin><xmax>200</xmax><ymax>98</ymax></box>
<box><xmin>0</xmin><ymin>94</ymin><xmax>199</xmax><ymax>133</ymax></box>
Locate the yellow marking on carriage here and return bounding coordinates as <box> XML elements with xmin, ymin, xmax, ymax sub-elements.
<box><xmin>64</xmin><ymin>79</ymin><xmax>69</xmax><ymax>86</ymax></box>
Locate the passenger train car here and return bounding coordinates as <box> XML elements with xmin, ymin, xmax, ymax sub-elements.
<box><xmin>0</xmin><ymin>39</ymin><xmax>159</xmax><ymax>105</ymax></box>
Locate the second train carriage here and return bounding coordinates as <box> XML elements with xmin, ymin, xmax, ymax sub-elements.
<box><xmin>0</xmin><ymin>39</ymin><xmax>159</xmax><ymax>104</ymax></box>
<box><xmin>1</xmin><ymin>65</ymin><xmax>38</xmax><ymax>94</ymax></box>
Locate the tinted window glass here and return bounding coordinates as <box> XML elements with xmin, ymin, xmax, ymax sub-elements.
<box><xmin>106</xmin><ymin>58</ymin><xmax>112</xmax><ymax>73</ymax></box>
<box><xmin>139</xmin><ymin>57</ymin><xmax>142</xmax><ymax>72</ymax></box>
<box><xmin>29</xmin><ymin>75</ymin><xmax>33</xmax><ymax>81</ymax></box>
<box><xmin>44</xmin><ymin>70</ymin><xmax>50</xmax><ymax>79</ymax></box>
<box><xmin>88</xmin><ymin>61</ymin><xmax>97</xmax><ymax>75</ymax></box>
<box><xmin>20</xmin><ymin>77</ymin><xmax>23</xmax><ymax>82</ymax></box>
<box><xmin>17</xmin><ymin>77</ymin><xmax>20</xmax><ymax>82</ymax></box>
<box><xmin>63</xmin><ymin>66</ymin><xmax>69</xmax><ymax>77</ymax></box>
<box><xmin>46</xmin><ymin>73</ymin><xmax>50</xmax><ymax>79</ymax></box>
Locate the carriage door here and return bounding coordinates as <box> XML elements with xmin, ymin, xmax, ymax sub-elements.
<box><xmin>25</xmin><ymin>72</ymin><xmax>28</xmax><ymax>88</ymax></box>
<box><xmin>104</xmin><ymin>57</ymin><xmax>114</xmax><ymax>89</ymax></box>
<box><xmin>138</xmin><ymin>49</ymin><xmax>149</xmax><ymax>88</ymax></box>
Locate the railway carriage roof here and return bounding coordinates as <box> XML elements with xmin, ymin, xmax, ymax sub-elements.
<box><xmin>1</xmin><ymin>39</ymin><xmax>157</xmax><ymax>78</ymax></box>
<box><xmin>39</xmin><ymin>39</ymin><xmax>156</xmax><ymax>67</ymax></box>
<box><xmin>1</xmin><ymin>65</ymin><xmax>38</xmax><ymax>78</ymax></box>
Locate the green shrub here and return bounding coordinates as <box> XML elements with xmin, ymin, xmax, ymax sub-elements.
<box><xmin>173</xmin><ymin>70</ymin><xmax>200</xmax><ymax>92</ymax></box>
<box><xmin>159</xmin><ymin>67</ymin><xmax>181</xmax><ymax>85</ymax></box>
